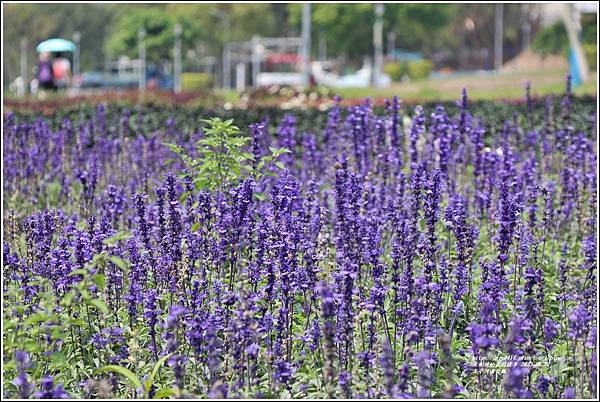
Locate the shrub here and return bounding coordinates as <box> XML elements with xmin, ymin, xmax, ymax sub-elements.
<box><xmin>533</xmin><ymin>19</ymin><xmax>596</xmax><ymax>59</ymax></box>
<box><xmin>181</xmin><ymin>72</ymin><xmax>214</xmax><ymax>91</ymax></box>
<box><xmin>384</xmin><ymin>59</ymin><xmax>433</xmax><ymax>82</ymax></box>
<box><xmin>584</xmin><ymin>43</ymin><xmax>597</xmax><ymax>71</ymax></box>
<box><xmin>532</xmin><ymin>21</ymin><xmax>568</xmax><ymax>57</ymax></box>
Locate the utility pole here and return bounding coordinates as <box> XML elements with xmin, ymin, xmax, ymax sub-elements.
<box><xmin>19</xmin><ymin>38</ymin><xmax>27</xmax><ymax>96</ymax></box>
<box><xmin>318</xmin><ymin>31</ymin><xmax>327</xmax><ymax>61</ymax></box>
<box><xmin>520</xmin><ymin>4</ymin><xmax>531</xmax><ymax>51</ymax></box>
<box><xmin>301</xmin><ymin>3</ymin><xmax>311</xmax><ymax>87</ymax></box>
<box><xmin>252</xmin><ymin>35</ymin><xmax>261</xmax><ymax>87</ymax></box>
<box><xmin>174</xmin><ymin>23</ymin><xmax>182</xmax><ymax>93</ymax></box>
<box><xmin>522</xmin><ymin>21</ymin><xmax>531</xmax><ymax>50</ymax></box>
<box><xmin>387</xmin><ymin>31</ymin><xmax>396</xmax><ymax>59</ymax></box>
<box><xmin>211</xmin><ymin>8</ymin><xmax>231</xmax><ymax>90</ymax></box>
<box><xmin>236</xmin><ymin>62</ymin><xmax>246</xmax><ymax>92</ymax></box>
<box><xmin>138</xmin><ymin>28</ymin><xmax>146</xmax><ymax>91</ymax></box>
<box><xmin>223</xmin><ymin>43</ymin><xmax>231</xmax><ymax>90</ymax></box>
<box><xmin>494</xmin><ymin>3</ymin><xmax>504</xmax><ymax>70</ymax></box>
<box><xmin>373</xmin><ymin>3</ymin><xmax>384</xmax><ymax>86</ymax></box>
<box><xmin>223</xmin><ymin>17</ymin><xmax>231</xmax><ymax>90</ymax></box>
<box><xmin>73</xmin><ymin>31</ymin><xmax>81</xmax><ymax>77</ymax></box>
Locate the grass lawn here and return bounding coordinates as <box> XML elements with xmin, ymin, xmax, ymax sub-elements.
<box><xmin>217</xmin><ymin>69</ymin><xmax>597</xmax><ymax>103</ymax></box>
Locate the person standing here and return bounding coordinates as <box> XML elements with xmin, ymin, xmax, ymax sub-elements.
<box><xmin>36</xmin><ymin>51</ymin><xmax>56</xmax><ymax>91</ymax></box>
<box><xmin>52</xmin><ymin>52</ymin><xmax>71</xmax><ymax>90</ymax></box>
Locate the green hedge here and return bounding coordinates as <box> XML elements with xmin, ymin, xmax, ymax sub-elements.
<box><xmin>584</xmin><ymin>44</ymin><xmax>597</xmax><ymax>72</ymax></box>
<box><xmin>384</xmin><ymin>60</ymin><xmax>433</xmax><ymax>82</ymax></box>
<box><xmin>532</xmin><ymin>22</ymin><xmax>568</xmax><ymax>57</ymax></box>
<box><xmin>533</xmin><ymin>19</ymin><xmax>597</xmax><ymax>66</ymax></box>
<box><xmin>181</xmin><ymin>73</ymin><xmax>214</xmax><ymax>91</ymax></box>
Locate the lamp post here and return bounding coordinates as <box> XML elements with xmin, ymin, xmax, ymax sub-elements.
<box><xmin>494</xmin><ymin>3</ymin><xmax>504</xmax><ymax>70</ymax></box>
<box><xmin>387</xmin><ymin>31</ymin><xmax>396</xmax><ymax>59</ymax></box>
<box><xmin>301</xmin><ymin>3</ymin><xmax>311</xmax><ymax>87</ymax></box>
<box><xmin>211</xmin><ymin>8</ymin><xmax>231</xmax><ymax>90</ymax></box>
<box><xmin>318</xmin><ymin>31</ymin><xmax>327</xmax><ymax>61</ymax></box>
<box><xmin>138</xmin><ymin>28</ymin><xmax>146</xmax><ymax>91</ymax></box>
<box><xmin>174</xmin><ymin>23</ymin><xmax>182</xmax><ymax>93</ymax></box>
<box><xmin>73</xmin><ymin>31</ymin><xmax>81</xmax><ymax>77</ymax></box>
<box><xmin>251</xmin><ymin>35</ymin><xmax>262</xmax><ymax>87</ymax></box>
<box><xmin>373</xmin><ymin>3</ymin><xmax>384</xmax><ymax>87</ymax></box>
<box><xmin>19</xmin><ymin>38</ymin><xmax>27</xmax><ymax>96</ymax></box>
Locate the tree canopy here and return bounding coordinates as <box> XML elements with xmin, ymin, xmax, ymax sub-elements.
<box><xmin>3</xmin><ymin>3</ymin><xmax>562</xmax><ymax>86</ymax></box>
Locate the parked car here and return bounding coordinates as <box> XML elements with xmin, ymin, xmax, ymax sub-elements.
<box><xmin>74</xmin><ymin>57</ymin><xmax>174</xmax><ymax>91</ymax></box>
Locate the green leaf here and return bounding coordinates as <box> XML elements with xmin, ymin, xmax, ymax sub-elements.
<box><xmin>145</xmin><ymin>353</ymin><xmax>173</xmax><ymax>394</ymax></box>
<box><xmin>68</xmin><ymin>268</ymin><xmax>88</xmax><ymax>277</ymax></box>
<box><xmin>62</xmin><ymin>290</ymin><xmax>76</xmax><ymax>306</ymax></box>
<box><xmin>253</xmin><ymin>191</ymin><xmax>267</xmax><ymax>201</ymax></box>
<box><xmin>89</xmin><ymin>298</ymin><xmax>109</xmax><ymax>314</ymax></box>
<box><xmin>92</xmin><ymin>274</ymin><xmax>107</xmax><ymax>291</ymax></box>
<box><xmin>242</xmin><ymin>152</ymin><xmax>255</xmax><ymax>160</ymax></box>
<box><xmin>103</xmin><ymin>231</ymin><xmax>133</xmax><ymax>246</ymax></box>
<box><xmin>80</xmin><ymin>288</ymin><xmax>91</xmax><ymax>300</ymax></box>
<box><xmin>271</xmin><ymin>147</ymin><xmax>292</xmax><ymax>156</ymax></box>
<box><xmin>96</xmin><ymin>365</ymin><xmax>143</xmax><ymax>394</ymax></box>
<box><xmin>23</xmin><ymin>339</ymin><xmax>43</xmax><ymax>353</ymax></box>
<box><xmin>190</xmin><ymin>222</ymin><xmax>201</xmax><ymax>232</ymax></box>
<box><xmin>3</xmin><ymin>320</ymin><xmax>16</xmax><ymax>331</ymax></box>
<box><xmin>90</xmin><ymin>251</ymin><xmax>109</xmax><ymax>265</ymax></box>
<box><xmin>275</xmin><ymin>161</ymin><xmax>286</xmax><ymax>170</ymax></box>
<box><xmin>153</xmin><ymin>387</ymin><xmax>179</xmax><ymax>399</ymax></box>
<box><xmin>110</xmin><ymin>256</ymin><xmax>129</xmax><ymax>272</ymax></box>
<box><xmin>24</xmin><ymin>312</ymin><xmax>53</xmax><ymax>325</ymax></box>
<box><xmin>50</xmin><ymin>327</ymin><xmax>66</xmax><ymax>341</ymax></box>
<box><xmin>162</xmin><ymin>143</ymin><xmax>182</xmax><ymax>154</ymax></box>
<box><xmin>68</xmin><ymin>317</ymin><xmax>86</xmax><ymax>327</ymax></box>
<box><xmin>50</xmin><ymin>351</ymin><xmax>67</xmax><ymax>364</ymax></box>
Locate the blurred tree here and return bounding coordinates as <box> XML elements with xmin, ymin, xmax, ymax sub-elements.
<box><xmin>388</xmin><ymin>4</ymin><xmax>457</xmax><ymax>53</ymax></box>
<box><xmin>105</xmin><ymin>4</ymin><xmax>279</xmax><ymax>75</ymax></box>
<box><xmin>288</xmin><ymin>3</ymin><xmax>457</xmax><ymax>62</ymax></box>
<box><xmin>3</xmin><ymin>2</ymin><xmax>561</xmax><ymax>87</ymax></box>
<box><xmin>288</xmin><ymin>3</ymin><xmax>376</xmax><ymax>63</ymax></box>
<box><xmin>532</xmin><ymin>22</ymin><xmax>569</xmax><ymax>57</ymax></box>
<box><xmin>270</xmin><ymin>4</ymin><xmax>291</xmax><ymax>37</ymax></box>
<box><xmin>532</xmin><ymin>16</ymin><xmax>597</xmax><ymax>57</ymax></box>
<box><xmin>105</xmin><ymin>5</ymin><xmax>204</xmax><ymax>64</ymax></box>
<box><xmin>442</xmin><ymin>3</ymin><xmax>543</xmax><ymax>69</ymax></box>
<box><xmin>3</xmin><ymin>3</ymin><xmax>117</xmax><ymax>85</ymax></box>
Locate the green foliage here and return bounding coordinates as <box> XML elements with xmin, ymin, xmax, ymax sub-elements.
<box><xmin>584</xmin><ymin>43</ymin><xmax>597</xmax><ymax>72</ymax></box>
<box><xmin>165</xmin><ymin>117</ymin><xmax>289</xmax><ymax>192</ymax></box>
<box><xmin>96</xmin><ymin>366</ymin><xmax>143</xmax><ymax>395</ymax></box>
<box><xmin>181</xmin><ymin>72</ymin><xmax>214</xmax><ymax>91</ymax></box>
<box><xmin>384</xmin><ymin>60</ymin><xmax>433</xmax><ymax>82</ymax></box>
<box><xmin>288</xmin><ymin>3</ymin><xmax>456</xmax><ymax>61</ymax></box>
<box><xmin>96</xmin><ymin>354</ymin><xmax>172</xmax><ymax>398</ymax></box>
<box><xmin>166</xmin><ymin>117</ymin><xmax>250</xmax><ymax>191</ymax></box>
<box><xmin>532</xmin><ymin>22</ymin><xmax>569</xmax><ymax>57</ymax></box>
<box><xmin>2</xmin><ymin>253</ymin><xmax>115</xmax><ymax>394</ymax></box>
<box><xmin>105</xmin><ymin>7</ymin><xmax>203</xmax><ymax>63</ymax></box>
<box><xmin>532</xmin><ymin>18</ymin><xmax>597</xmax><ymax>59</ymax></box>
<box><xmin>103</xmin><ymin>230</ymin><xmax>133</xmax><ymax>247</ymax></box>
<box><xmin>2</xmin><ymin>3</ymin><xmax>118</xmax><ymax>85</ymax></box>
<box><xmin>581</xmin><ymin>13</ymin><xmax>597</xmax><ymax>45</ymax></box>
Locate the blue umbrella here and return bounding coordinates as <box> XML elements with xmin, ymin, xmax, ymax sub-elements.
<box><xmin>36</xmin><ymin>38</ymin><xmax>76</xmax><ymax>53</ymax></box>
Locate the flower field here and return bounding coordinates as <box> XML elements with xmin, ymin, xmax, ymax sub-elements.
<box><xmin>2</xmin><ymin>82</ymin><xmax>598</xmax><ymax>399</ymax></box>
